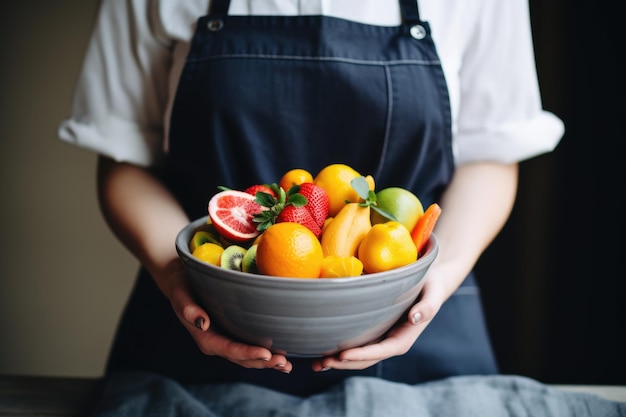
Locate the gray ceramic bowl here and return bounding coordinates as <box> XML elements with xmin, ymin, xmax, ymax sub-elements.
<box><xmin>176</xmin><ymin>216</ymin><xmax>438</xmax><ymax>357</ymax></box>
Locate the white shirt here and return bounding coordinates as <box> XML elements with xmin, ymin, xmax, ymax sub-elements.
<box><xmin>58</xmin><ymin>0</ymin><xmax>564</xmax><ymax>167</ymax></box>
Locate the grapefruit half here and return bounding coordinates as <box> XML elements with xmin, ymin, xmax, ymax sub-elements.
<box><xmin>208</xmin><ymin>190</ymin><xmax>263</xmax><ymax>242</ymax></box>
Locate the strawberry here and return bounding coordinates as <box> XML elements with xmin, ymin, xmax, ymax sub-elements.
<box><xmin>252</xmin><ymin>183</ymin><xmax>307</xmax><ymax>232</ymax></box>
<box><xmin>244</xmin><ymin>184</ymin><xmax>277</xmax><ymax>198</ymax></box>
<box><xmin>298</xmin><ymin>182</ymin><xmax>329</xmax><ymax>229</ymax></box>
<box><xmin>252</xmin><ymin>182</ymin><xmax>326</xmax><ymax>235</ymax></box>
<box><xmin>276</xmin><ymin>205</ymin><xmax>322</xmax><ymax>238</ymax></box>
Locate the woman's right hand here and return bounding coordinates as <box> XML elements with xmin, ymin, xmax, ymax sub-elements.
<box><xmin>162</xmin><ymin>260</ymin><xmax>293</xmax><ymax>373</ymax></box>
<box><xmin>97</xmin><ymin>156</ymin><xmax>292</xmax><ymax>373</ymax></box>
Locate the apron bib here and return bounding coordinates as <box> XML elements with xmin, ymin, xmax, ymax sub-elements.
<box><xmin>107</xmin><ymin>0</ymin><xmax>498</xmax><ymax>396</ymax></box>
<box><xmin>164</xmin><ymin>0</ymin><xmax>453</xmax><ymax>218</ymax></box>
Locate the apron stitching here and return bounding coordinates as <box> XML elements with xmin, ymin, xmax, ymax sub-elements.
<box><xmin>187</xmin><ymin>55</ymin><xmax>441</xmax><ymax>66</ymax></box>
<box><xmin>375</xmin><ymin>65</ymin><xmax>394</xmax><ymax>179</ymax></box>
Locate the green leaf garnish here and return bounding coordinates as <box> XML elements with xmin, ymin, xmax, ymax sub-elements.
<box><xmin>255</xmin><ymin>191</ymin><xmax>276</xmax><ymax>207</ymax></box>
<box><xmin>350</xmin><ymin>176</ymin><xmax>398</xmax><ymax>221</ymax></box>
<box><xmin>252</xmin><ymin>182</ymin><xmax>308</xmax><ymax>231</ymax></box>
<box><xmin>350</xmin><ymin>177</ymin><xmax>371</xmax><ymax>200</ymax></box>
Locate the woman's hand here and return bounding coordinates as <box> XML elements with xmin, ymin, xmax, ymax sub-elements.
<box><xmin>97</xmin><ymin>156</ymin><xmax>292</xmax><ymax>373</ymax></box>
<box><xmin>162</xmin><ymin>261</ymin><xmax>293</xmax><ymax>373</ymax></box>
<box><xmin>312</xmin><ymin>162</ymin><xmax>519</xmax><ymax>372</ymax></box>
<box><xmin>311</xmin><ymin>266</ymin><xmax>448</xmax><ymax>371</ymax></box>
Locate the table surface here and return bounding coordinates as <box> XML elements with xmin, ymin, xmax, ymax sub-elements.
<box><xmin>0</xmin><ymin>375</ymin><xmax>102</xmax><ymax>417</ymax></box>
<box><xmin>1</xmin><ymin>375</ymin><xmax>625</xmax><ymax>417</ymax></box>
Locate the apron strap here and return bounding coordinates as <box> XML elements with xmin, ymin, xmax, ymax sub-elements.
<box><xmin>399</xmin><ymin>0</ymin><xmax>421</xmax><ymax>24</ymax></box>
<box><xmin>209</xmin><ymin>0</ymin><xmax>231</xmax><ymax>15</ymax></box>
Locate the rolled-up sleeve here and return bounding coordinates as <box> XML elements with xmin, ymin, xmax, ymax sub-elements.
<box><xmin>454</xmin><ymin>0</ymin><xmax>564</xmax><ymax>165</ymax></box>
<box><xmin>58</xmin><ymin>0</ymin><xmax>172</xmax><ymax>167</ymax></box>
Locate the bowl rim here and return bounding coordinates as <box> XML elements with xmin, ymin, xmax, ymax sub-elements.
<box><xmin>176</xmin><ymin>215</ymin><xmax>438</xmax><ymax>288</ymax></box>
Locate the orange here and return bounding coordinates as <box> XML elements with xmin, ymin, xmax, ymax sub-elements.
<box><xmin>358</xmin><ymin>221</ymin><xmax>417</xmax><ymax>273</ymax></box>
<box><xmin>192</xmin><ymin>242</ymin><xmax>225</xmax><ymax>266</ymax></box>
<box><xmin>320</xmin><ymin>255</ymin><xmax>363</xmax><ymax>278</ymax></box>
<box><xmin>279</xmin><ymin>168</ymin><xmax>313</xmax><ymax>192</ymax></box>
<box><xmin>256</xmin><ymin>222</ymin><xmax>324</xmax><ymax>278</ymax></box>
<box><xmin>313</xmin><ymin>164</ymin><xmax>375</xmax><ymax>217</ymax></box>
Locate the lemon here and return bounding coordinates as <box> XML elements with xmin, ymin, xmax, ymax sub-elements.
<box><xmin>192</xmin><ymin>242</ymin><xmax>225</xmax><ymax>266</ymax></box>
<box><xmin>314</xmin><ymin>164</ymin><xmax>375</xmax><ymax>217</ymax></box>
<box><xmin>358</xmin><ymin>221</ymin><xmax>417</xmax><ymax>273</ymax></box>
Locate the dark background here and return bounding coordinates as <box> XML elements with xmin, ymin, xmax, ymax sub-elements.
<box><xmin>477</xmin><ymin>0</ymin><xmax>626</xmax><ymax>385</ymax></box>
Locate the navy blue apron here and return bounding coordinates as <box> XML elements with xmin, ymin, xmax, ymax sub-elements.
<box><xmin>106</xmin><ymin>0</ymin><xmax>499</xmax><ymax>397</ymax></box>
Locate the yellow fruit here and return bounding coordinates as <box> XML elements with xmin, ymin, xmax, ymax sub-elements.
<box><xmin>320</xmin><ymin>255</ymin><xmax>364</xmax><ymax>278</ymax></box>
<box><xmin>313</xmin><ymin>164</ymin><xmax>375</xmax><ymax>217</ymax></box>
<box><xmin>358</xmin><ymin>221</ymin><xmax>418</xmax><ymax>273</ymax></box>
<box><xmin>322</xmin><ymin>217</ymin><xmax>333</xmax><ymax>234</ymax></box>
<box><xmin>192</xmin><ymin>242</ymin><xmax>225</xmax><ymax>266</ymax></box>
<box><xmin>256</xmin><ymin>222</ymin><xmax>324</xmax><ymax>278</ymax></box>
<box><xmin>320</xmin><ymin>203</ymin><xmax>372</xmax><ymax>257</ymax></box>
<box><xmin>279</xmin><ymin>168</ymin><xmax>313</xmax><ymax>192</ymax></box>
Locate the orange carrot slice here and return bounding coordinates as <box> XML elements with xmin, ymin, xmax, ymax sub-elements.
<box><xmin>410</xmin><ymin>203</ymin><xmax>442</xmax><ymax>254</ymax></box>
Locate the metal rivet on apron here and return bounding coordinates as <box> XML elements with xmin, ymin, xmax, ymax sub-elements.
<box><xmin>410</xmin><ymin>25</ymin><xmax>426</xmax><ymax>40</ymax></box>
<box><xmin>207</xmin><ymin>19</ymin><xmax>224</xmax><ymax>32</ymax></box>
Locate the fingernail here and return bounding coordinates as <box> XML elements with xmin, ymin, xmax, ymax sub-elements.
<box><xmin>274</xmin><ymin>364</ymin><xmax>290</xmax><ymax>373</ymax></box>
<box><xmin>194</xmin><ymin>317</ymin><xmax>205</xmax><ymax>330</ymax></box>
<box><xmin>320</xmin><ymin>367</ymin><xmax>331</xmax><ymax>372</ymax></box>
<box><xmin>412</xmin><ymin>312</ymin><xmax>422</xmax><ymax>325</ymax></box>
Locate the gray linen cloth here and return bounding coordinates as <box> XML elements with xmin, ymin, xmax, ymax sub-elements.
<box><xmin>90</xmin><ymin>371</ymin><xmax>626</xmax><ymax>417</ymax></box>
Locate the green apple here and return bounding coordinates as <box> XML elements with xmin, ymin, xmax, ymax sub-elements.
<box><xmin>371</xmin><ymin>187</ymin><xmax>424</xmax><ymax>232</ymax></box>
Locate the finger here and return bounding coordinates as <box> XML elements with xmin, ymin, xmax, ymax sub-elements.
<box><xmin>232</xmin><ymin>349</ymin><xmax>293</xmax><ymax>372</ymax></box>
<box><xmin>198</xmin><ymin>330</ymin><xmax>273</xmax><ymax>362</ymax></box>
<box><xmin>182</xmin><ymin>302</ymin><xmax>210</xmax><ymax>331</ymax></box>
<box><xmin>408</xmin><ymin>281</ymin><xmax>444</xmax><ymax>325</ymax></box>
<box><xmin>330</xmin><ymin>323</ymin><xmax>423</xmax><ymax>366</ymax></box>
<box><xmin>200</xmin><ymin>331</ymin><xmax>295</xmax><ymax>372</ymax></box>
<box><xmin>167</xmin><ymin>278</ymin><xmax>211</xmax><ymax>331</ymax></box>
<box><xmin>316</xmin><ymin>358</ymin><xmax>381</xmax><ymax>371</ymax></box>
<box><xmin>271</xmin><ymin>359</ymin><xmax>293</xmax><ymax>374</ymax></box>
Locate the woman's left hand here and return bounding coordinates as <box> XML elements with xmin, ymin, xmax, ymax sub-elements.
<box><xmin>311</xmin><ymin>267</ymin><xmax>448</xmax><ymax>371</ymax></box>
<box><xmin>310</xmin><ymin>162</ymin><xmax>519</xmax><ymax>372</ymax></box>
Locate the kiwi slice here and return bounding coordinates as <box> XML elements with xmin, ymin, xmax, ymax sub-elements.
<box><xmin>189</xmin><ymin>230</ymin><xmax>221</xmax><ymax>252</ymax></box>
<box><xmin>241</xmin><ymin>244</ymin><xmax>259</xmax><ymax>274</ymax></box>
<box><xmin>220</xmin><ymin>245</ymin><xmax>247</xmax><ymax>271</ymax></box>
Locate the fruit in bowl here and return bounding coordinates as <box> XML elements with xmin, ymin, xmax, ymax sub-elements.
<box><xmin>175</xmin><ymin>164</ymin><xmax>441</xmax><ymax>356</ymax></box>
<box><xmin>176</xmin><ymin>216</ymin><xmax>438</xmax><ymax>356</ymax></box>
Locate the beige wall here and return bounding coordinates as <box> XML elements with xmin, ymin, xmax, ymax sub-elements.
<box><xmin>0</xmin><ymin>1</ymin><xmax>137</xmax><ymax>377</ymax></box>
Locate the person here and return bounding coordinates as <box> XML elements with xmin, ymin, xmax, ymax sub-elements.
<box><xmin>58</xmin><ymin>0</ymin><xmax>563</xmax><ymax>401</ymax></box>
